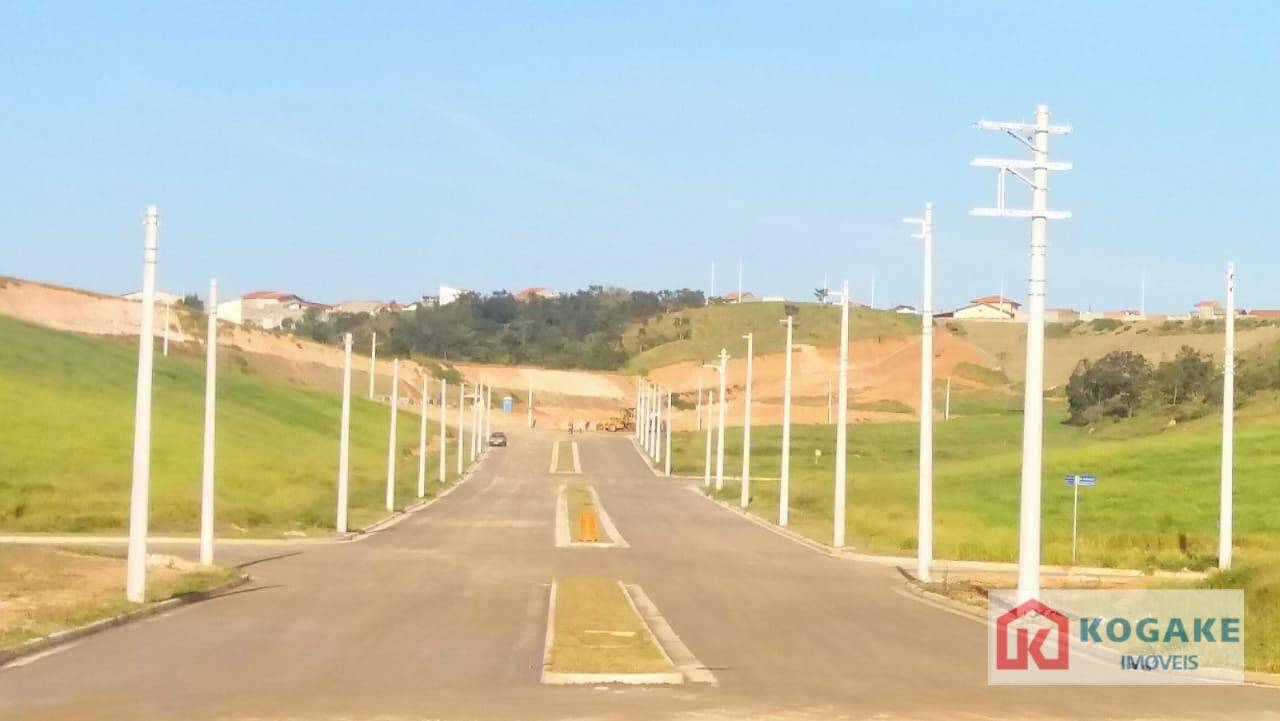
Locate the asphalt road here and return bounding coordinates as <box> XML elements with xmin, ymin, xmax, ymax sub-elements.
<box><xmin>2</xmin><ymin>430</ymin><xmax>1277</xmax><ymax>720</ymax></box>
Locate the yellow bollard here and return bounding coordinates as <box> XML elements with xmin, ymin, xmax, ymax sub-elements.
<box><xmin>578</xmin><ymin>508</ymin><xmax>598</xmax><ymax>543</ymax></box>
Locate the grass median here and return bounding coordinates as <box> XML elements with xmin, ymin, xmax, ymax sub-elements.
<box><xmin>0</xmin><ymin>545</ymin><xmax>236</xmax><ymax>649</ymax></box>
<box><xmin>0</xmin><ymin>315</ymin><xmax>463</xmax><ymax>537</ymax></box>
<box><xmin>548</xmin><ymin>577</ymin><xmax>673</xmax><ymax>675</ymax></box>
<box><xmin>555</xmin><ymin>440</ymin><xmax>578</xmax><ymax>473</ymax></box>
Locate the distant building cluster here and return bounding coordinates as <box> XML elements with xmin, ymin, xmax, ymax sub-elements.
<box><xmin>930</xmin><ymin>294</ymin><xmax>1278</xmax><ymax>324</ymax></box>
<box><xmin>126</xmin><ymin>284</ymin><xmax>570</xmax><ymax>330</ymax></box>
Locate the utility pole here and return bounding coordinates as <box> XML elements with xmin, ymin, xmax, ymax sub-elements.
<box><xmin>337</xmin><ymin>333</ymin><xmax>352</xmax><ymax>533</ymax></box>
<box><xmin>945</xmin><ymin>377</ymin><xmax>952</xmax><ymax>420</ymax></box>
<box><xmin>703</xmin><ymin>390</ymin><xmax>713</xmax><ymax>488</ymax></box>
<box><xmin>1141</xmin><ymin>269</ymin><xmax>1147</xmax><ymax>319</ymax></box>
<box><xmin>653</xmin><ymin>384</ymin><xmax>662</xmax><ymax>462</ymax></box>
<box><xmin>456</xmin><ymin>381</ymin><xmax>466</xmax><ymax>475</ymax></box>
<box><xmin>664</xmin><ymin>389</ymin><xmax>673</xmax><ymax>477</ymax></box>
<box><xmin>439</xmin><ymin>379</ymin><xmax>447</xmax><ymax>483</ymax></box>
<box><xmin>636</xmin><ymin>378</ymin><xmax>644</xmax><ymax>443</ymax></box>
<box><xmin>971</xmin><ymin>103</ymin><xmax>1072</xmax><ymax>603</ymax></box>
<box><xmin>385</xmin><ymin>359</ymin><xmax>399</xmax><ymax>511</ymax></box>
<box><xmin>199</xmin><ymin>278</ymin><xmax>218</xmax><ymax>566</ymax></box>
<box><xmin>417</xmin><ymin>375</ymin><xmax>428</xmax><ymax>498</ymax></box>
<box><xmin>126</xmin><ymin>205</ymin><xmax>159</xmax><ymax>603</ymax></box>
<box><xmin>741</xmin><ymin>333</ymin><xmax>753</xmax><ymax>508</ymax></box>
<box><xmin>779</xmin><ymin>315</ymin><xmax>794</xmax><ymax>527</ymax></box>
<box><xmin>1220</xmin><ymin>262</ymin><xmax>1235</xmax><ymax>570</ymax></box>
<box><xmin>696</xmin><ymin>376</ymin><xmax>703</xmax><ymax>431</ymax></box>
<box><xmin>369</xmin><ymin>332</ymin><xmax>377</xmax><ymax>398</ymax></box>
<box><xmin>713</xmin><ymin>349</ymin><xmax>729</xmax><ymax>490</ymax></box>
<box><xmin>833</xmin><ymin>280</ymin><xmax>850</xmax><ymax>548</ymax></box>
<box><xmin>904</xmin><ymin>202</ymin><xmax>934</xmax><ymax>582</ymax></box>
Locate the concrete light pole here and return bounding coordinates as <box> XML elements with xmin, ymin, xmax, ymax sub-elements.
<box><xmin>944</xmin><ymin>378</ymin><xmax>951</xmax><ymax>420</ymax></box>
<box><xmin>653</xmin><ymin>384</ymin><xmax>662</xmax><ymax>462</ymax></box>
<box><xmin>741</xmin><ymin>333</ymin><xmax>753</xmax><ymax>508</ymax></box>
<box><xmin>336</xmin><ymin>333</ymin><xmax>352</xmax><ymax>533</ymax></box>
<box><xmin>199</xmin><ymin>278</ymin><xmax>218</xmax><ymax>566</ymax></box>
<box><xmin>439</xmin><ymin>379</ymin><xmax>447</xmax><ymax>483</ymax></box>
<box><xmin>710</xmin><ymin>349</ymin><xmax>729</xmax><ymax>491</ymax></box>
<box><xmin>369</xmin><ymin>332</ymin><xmax>377</xmax><ymax>398</ymax></box>
<box><xmin>417</xmin><ymin>375</ymin><xmax>428</xmax><ymax>498</ymax></box>
<box><xmin>486</xmin><ymin>384</ymin><xmax>493</xmax><ymax>445</ymax></box>
<box><xmin>635</xmin><ymin>378</ymin><xmax>642</xmax><ymax>440</ymax></box>
<box><xmin>639</xmin><ymin>379</ymin><xmax>648</xmax><ymax>452</ymax></box>
<box><xmin>1220</xmin><ymin>262</ymin><xmax>1236</xmax><ymax>570</ymax></box>
<box><xmin>696</xmin><ymin>376</ymin><xmax>703</xmax><ymax>431</ymax></box>
<box><xmin>779</xmin><ymin>316</ymin><xmax>794</xmax><ymax>527</ymax></box>
<box><xmin>904</xmin><ymin>202</ymin><xmax>934</xmax><ymax>581</ymax></box>
<box><xmin>126</xmin><ymin>204</ymin><xmax>159</xmax><ymax>603</ymax></box>
<box><xmin>664</xmin><ymin>389</ymin><xmax>673</xmax><ymax>477</ymax></box>
<box><xmin>703</xmin><ymin>390</ymin><xmax>713</xmax><ymax>488</ymax></box>
<box><xmin>385</xmin><ymin>359</ymin><xmax>400</xmax><ymax>511</ymax></box>
<box><xmin>833</xmin><ymin>280</ymin><xmax>850</xmax><ymax>549</ymax></box>
<box><xmin>456</xmin><ymin>381</ymin><xmax>466</xmax><ymax>475</ymax></box>
<box><xmin>972</xmin><ymin>103</ymin><xmax>1072</xmax><ymax>603</ymax></box>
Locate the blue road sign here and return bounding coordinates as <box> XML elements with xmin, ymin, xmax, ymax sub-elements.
<box><xmin>1064</xmin><ymin>474</ymin><xmax>1097</xmax><ymax>487</ymax></box>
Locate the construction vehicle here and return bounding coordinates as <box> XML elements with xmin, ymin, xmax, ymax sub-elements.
<box><xmin>600</xmin><ymin>407</ymin><xmax>634</xmax><ymax>432</ymax></box>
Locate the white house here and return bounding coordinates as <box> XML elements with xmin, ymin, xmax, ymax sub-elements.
<box><xmin>439</xmin><ymin>285</ymin><xmax>470</xmax><ymax>306</ymax></box>
<box><xmin>952</xmin><ymin>294</ymin><xmax>1021</xmax><ymax>321</ymax></box>
<box><xmin>217</xmin><ymin>291</ymin><xmax>327</xmax><ymax>329</ymax></box>
<box><xmin>122</xmin><ymin>289</ymin><xmax>184</xmax><ymax>306</ymax></box>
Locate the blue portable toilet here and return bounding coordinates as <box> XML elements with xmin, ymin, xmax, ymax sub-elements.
<box><xmin>502</xmin><ymin>395</ymin><xmax>514</xmax><ymax>414</ymax></box>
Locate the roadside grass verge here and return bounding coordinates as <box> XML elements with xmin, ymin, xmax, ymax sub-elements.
<box><xmin>670</xmin><ymin>401</ymin><xmax>1280</xmax><ymax>672</ymax></box>
<box><xmin>0</xmin><ymin>545</ymin><xmax>235</xmax><ymax>649</ymax></box>
<box><xmin>548</xmin><ymin>577</ymin><xmax>673</xmax><ymax>675</ymax></box>
<box><xmin>0</xmin><ymin>315</ymin><xmax>463</xmax><ymax>536</ymax></box>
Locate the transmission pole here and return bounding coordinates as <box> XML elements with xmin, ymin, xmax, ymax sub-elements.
<box><xmin>971</xmin><ymin>103</ymin><xmax>1072</xmax><ymax>603</ymax></box>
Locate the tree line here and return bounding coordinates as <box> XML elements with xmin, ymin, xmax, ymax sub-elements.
<box><xmin>283</xmin><ymin>286</ymin><xmax>705</xmax><ymax>370</ymax></box>
<box><xmin>1065</xmin><ymin>343</ymin><xmax>1280</xmax><ymax>425</ymax></box>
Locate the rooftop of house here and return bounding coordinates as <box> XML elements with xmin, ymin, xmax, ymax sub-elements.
<box><xmin>970</xmin><ymin>294</ymin><xmax>1021</xmax><ymax>307</ymax></box>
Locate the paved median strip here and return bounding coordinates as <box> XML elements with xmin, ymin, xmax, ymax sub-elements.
<box><xmin>541</xmin><ymin>577</ymin><xmax>709</xmax><ymax>686</ymax></box>
<box><xmin>555</xmin><ymin>484</ymin><xmax>628</xmax><ymax>548</ymax></box>
<box><xmin>549</xmin><ymin>439</ymin><xmax>582</xmax><ymax>474</ymax></box>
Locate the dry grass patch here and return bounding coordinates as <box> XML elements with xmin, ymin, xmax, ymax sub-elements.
<box><xmin>549</xmin><ymin>577</ymin><xmax>673</xmax><ymax>675</ymax></box>
<box><xmin>0</xmin><ymin>545</ymin><xmax>234</xmax><ymax>648</ymax></box>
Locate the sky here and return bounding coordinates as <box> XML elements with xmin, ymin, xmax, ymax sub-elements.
<box><xmin>2</xmin><ymin>1</ymin><xmax>1278</xmax><ymax>313</ymax></box>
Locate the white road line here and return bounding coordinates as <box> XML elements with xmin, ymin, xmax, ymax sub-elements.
<box><xmin>624</xmin><ymin>583</ymin><xmax>716</xmax><ymax>685</ymax></box>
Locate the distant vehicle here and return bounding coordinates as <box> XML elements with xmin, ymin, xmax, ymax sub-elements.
<box><xmin>488</xmin><ymin>432</ymin><xmax>507</xmax><ymax>447</ymax></box>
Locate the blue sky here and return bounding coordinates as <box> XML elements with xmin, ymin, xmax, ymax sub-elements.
<box><xmin>2</xmin><ymin>2</ymin><xmax>1277</xmax><ymax>313</ymax></box>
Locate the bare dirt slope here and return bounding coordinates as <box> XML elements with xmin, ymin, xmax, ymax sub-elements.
<box><xmin>649</xmin><ymin>330</ymin><xmax>994</xmax><ymax>429</ymax></box>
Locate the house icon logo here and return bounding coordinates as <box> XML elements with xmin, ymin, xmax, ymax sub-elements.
<box><xmin>995</xmin><ymin>599</ymin><xmax>1070</xmax><ymax>671</ymax></box>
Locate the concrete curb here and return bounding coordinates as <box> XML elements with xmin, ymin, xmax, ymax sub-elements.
<box><xmin>628</xmin><ymin>436</ymin><xmax>665</xmax><ymax>477</ymax></box>
<box><xmin>694</xmin><ymin>489</ymin><xmax>1280</xmax><ymax>688</ymax></box>
<box><xmin>690</xmin><ymin>487</ymin><xmax>1208</xmax><ymax>581</ymax></box>
<box><xmin>0</xmin><ymin>572</ymin><xmax>251</xmax><ymax>669</ymax></box>
<box><xmin>539</xmin><ymin>580</ymin><xmax>684</xmax><ymax>686</ymax></box>
<box><xmin>549</xmin><ymin>440</ymin><xmax>581</xmax><ymax>475</ymax></box>
<box><xmin>343</xmin><ymin>452</ymin><xmax>488</xmax><ymax>543</ymax></box>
